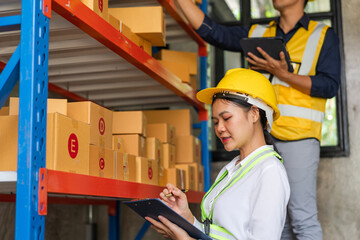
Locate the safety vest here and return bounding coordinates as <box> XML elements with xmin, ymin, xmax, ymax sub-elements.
<box><xmin>249</xmin><ymin>20</ymin><xmax>329</xmax><ymax>141</ymax></box>
<box><xmin>200</xmin><ymin>147</ymin><xmax>282</xmax><ymax>240</ymax></box>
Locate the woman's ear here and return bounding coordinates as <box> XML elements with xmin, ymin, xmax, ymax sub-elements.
<box><xmin>249</xmin><ymin>106</ymin><xmax>260</xmax><ymax>124</ymax></box>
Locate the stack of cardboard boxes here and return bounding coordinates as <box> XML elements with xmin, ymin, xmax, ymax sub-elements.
<box><xmin>0</xmin><ymin>99</ymin><xmax>204</xmax><ymax>191</ymax></box>
<box><xmin>112</xmin><ymin>111</ymin><xmax>158</xmax><ymax>185</ymax></box>
<box><xmin>144</xmin><ymin>109</ymin><xmax>204</xmax><ymax>191</ymax></box>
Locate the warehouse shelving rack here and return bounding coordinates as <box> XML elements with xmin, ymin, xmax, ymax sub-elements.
<box><xmin>0</xmin><ymin>0</ymin><xmax>210</xmax><ymax>239</ymax></box>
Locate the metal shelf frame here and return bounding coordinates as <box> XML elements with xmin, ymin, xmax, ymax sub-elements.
<box><xmin>0</xmin><ymin>0</ymin><xmax>210</xmax><ymax>239</ymax></box>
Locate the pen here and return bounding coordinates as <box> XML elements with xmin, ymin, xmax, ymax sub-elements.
<box><xmin>165</xmin><ymin>189</ymin><xmax>188</xmax><ymax>197</ymax></box>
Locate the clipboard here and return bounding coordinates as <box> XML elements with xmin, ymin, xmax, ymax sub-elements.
<box><xmin>123</xmin><ymin>198</ymin><xmax>212</xmax><ymax>240</ymax></box>
<box><xmin>240</xmin><ymin>37</ymin><xmax>294</xmax><ymax>73</ymax></box>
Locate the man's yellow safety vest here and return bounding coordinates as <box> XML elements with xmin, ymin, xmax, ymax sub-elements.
<box><xmin>249</xmin><ymin>21</ymin><xmax>329</xmax><ymax>141</ymax></box>
<box><xmin>201</xmin><ymin>147</ymin><xmax>282</xmax><ymax>240</ymax></box>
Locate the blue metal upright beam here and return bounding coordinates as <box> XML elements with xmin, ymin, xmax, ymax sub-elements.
<box><xmin>199</xmin><ymin>0</ymin><xmax>211</xmax><ymax>191</ymax></box>
<box><xmin>15</xmin><ymin>0</ymin><xmax>50</xmax><ymax>239</ymax></box>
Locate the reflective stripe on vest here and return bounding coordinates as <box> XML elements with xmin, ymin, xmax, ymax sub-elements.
<box><xmin>278</xmin><ymin>104</ymin><xmax>325</xmax><ymax>123</ymax></box>
<box><xmin>201</xmin><ymin>147</ymin><xmax>282</xmax><ymax>239</ymax></box>
<box><xmin>249</xmin><ymin>21</ymin><xmax>329</xmax><ymax>141</ymax></box>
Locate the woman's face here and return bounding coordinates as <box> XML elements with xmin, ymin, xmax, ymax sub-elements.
<box><xmin>212</xmin><ymin>99</ymin><xmax>256</xmax><ymax>152</ymax></box>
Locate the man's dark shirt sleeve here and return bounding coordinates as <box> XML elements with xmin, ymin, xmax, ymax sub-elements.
<box><xmin>195</xmin><ymin>15</ymin><xmax>341</xmax><ymax>99</ymax></box>
<box><xmin>195</xmin><ymin>15</ymin><xmax>250</xmax><ymax>51</ymax></box>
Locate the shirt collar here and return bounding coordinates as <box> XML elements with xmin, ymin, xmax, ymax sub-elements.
<box><xmin>272</xmin><ymin>13</ymin><xmax>310</xmax><ymax>31</ymax></box>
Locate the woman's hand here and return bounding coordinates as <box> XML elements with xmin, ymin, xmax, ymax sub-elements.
<box><xmin>146</xmin><ymin>216</ymin><xmax>195</xmax><ymax>240</ymax></box>
<box><xmin>160</xmin><ymin>183</ymin><xmax>194</xmax><ymax>224</ymax></box>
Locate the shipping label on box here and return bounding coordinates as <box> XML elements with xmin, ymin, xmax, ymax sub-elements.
<box><xmin>136</xmin><ymin>157</ymin><xmax>158</xmax><ymax>185</ymax></box>
<box><xmin>112</xmin><ymin>135</ymin><xmax>124</xmax><ymax>153</ymax></box>
<box><xmin>175</xmin><ymin>135</ymin><xmax>201</xmax><ymax>164</ymax></box>
<box><xmin>9</xmin><ymin>97</ymin><xmax>67</xmax><ymax>116</ymax></box>
<box><xmin>114</xmin><ymin>151</ymin><xmax>124</xmax><ymax>180</ymax></box>
<box><xmin>115</xmin><ymin>134</ymin><xmax>146</xmax><ymax>157</ymax></box>
<box><xmin>67</xmin><ymin>101</ymin><xmax>113</xmax><ymax>149</ymax></box>
<box><xmin>144</xmin><ymin>109</ymin><xmax>192</xmax><ymax>137</ymax></box>
<box><xmin>175</xmin><ymin>164</ymin><xmax>195</xmax><ymax>190</ymax></box>
<box><xmin>89</xmin><ymin>145</ymin><xmax>114</xmax><ymax>179</ymax></box>
<box><xmin>81</xmin><ymin>0</ymin><xmax>108</xmax><ymax>20</ymax></box>
<box><xmin>146</xmin><ymin>137</ymin><xmax>162</xmax><ymax>162</ymax></box>
<box><xmin>113</xmin><ymin>111</ymin><xmax>147</xmax><ymax>136</ymax></box>
<box><xmin>147</xmin><ymin>123</ymin><xmax>175</xmax><ymax>144</ymax></box>
<box><xmin>123</xmin><ymin>153</ymin><xmax>137</xmax><ymax>182</ymax></box>
<box><xmin>0</xmin><ymin>115</ymin><xmax>18</xmax><ymax>171</ymax></box>
<box><xmin>47</xmin><ymin>113</ymin><xmax>90</xmax><ymax>175</ymax></box>
<box><xmin>198</xmin><ymin>165</ymin><xmax>204</xmax><ymax>192</ymax></box>
<box><xmin>188</xmin><ymin>163</ymin><xmax>199</xmax><ymax>191</ymax></box>
<box><xmin>162</xmin><ymin>143</ymin><xmax>175</xmax><ymax>169</ymax></box>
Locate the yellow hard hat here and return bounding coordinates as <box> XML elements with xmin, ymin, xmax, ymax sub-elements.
<box><xmin>197</xmin><ymin>68</ymin><xmax>280</xmax><ymax>128</ymax></box>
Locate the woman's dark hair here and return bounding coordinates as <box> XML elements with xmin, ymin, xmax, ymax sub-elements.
<box><xmin>213</xmin><ymin>96</ymin><xmax>280</xmax><ymax>154</ymax></box>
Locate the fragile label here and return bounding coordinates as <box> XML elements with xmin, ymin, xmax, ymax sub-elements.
<box><xmin>99</xmin><ymin>158</ymin><xmax>105</xmax><ymax>170</ymax></box>
<box><xmin>99</xmin><ymin>118</ymin><xmax>105</xmax><ymax>135</ymax></box>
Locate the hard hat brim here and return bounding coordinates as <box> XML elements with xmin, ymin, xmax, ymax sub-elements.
<box><xmin>197</xmin><ymin>87</ymin><xmax>280</xmax><ymax>120</ymax></box>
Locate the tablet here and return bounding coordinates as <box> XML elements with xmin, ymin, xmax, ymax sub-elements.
<box><xmin>124</xmin><ymin>198</ymin><xmax>212</xmax><ymax>240</ymax></box>
<box><xmin>240</xmin><ymin>37</ymin><xmax>294</xmax><ymax>73</ymax></box>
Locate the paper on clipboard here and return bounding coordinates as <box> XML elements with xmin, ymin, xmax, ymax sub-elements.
<box><xmin>123</xmin><ymin>198</ymin><xmax>212</xmax><ymax>240</ymax></box>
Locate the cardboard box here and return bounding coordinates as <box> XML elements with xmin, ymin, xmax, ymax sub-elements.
<box><xmin>175</xmin><ymin>135</ymin><xmax>201</xmax><ymax>164</ymax></box>
<box><xmin>89</xmin><ymin>145</ymin><xmax>114</xmax><ymax>178</ymax></box>
<box><xmin>175</xmin><ymin>164</ymin><xmax>195</xmax><ymax>190</ymax></box>
<box><xmin>158</xmin><ymin>60</ymin><xmax>190</xmax><ymax>84</ymax></box>
<box><xmin>113</xmin><ymin>111</ymin><xmax>147</xmax><ymax>137</ymax></box>
<box><xmin>120</xmin><ymin>21</ymin><xmax>152</xmax><ymax>55</ymax></box>
<box><xmin>136</xmin><ymin>157</ymin><xmax>159</xmax><ymax>185</ymax></box>
<box><xmin>188</xmin><ymin>163</ymin><xmax>200</xmax><ymax>191</ymax></box>
<box><xmin>67</xmin><ymin>101</ymin><xmax>113</xmax><ymax>149</ymax></box>
<box><xmin>81</xmin><ymin>0</ymin><xmax>108</xmax><ymax>20</ymax></box>
<box><xmin>162</xmin><ymin>143</ymin><xmax>175</xmax><ymax>169</ymax></box>
<box><xmin>9</xmin><ymin>97</ymin><xmax>67</xmax><ymax>116</ymax></box>
<box><xmin>189</xmin><ymin>75</ymin><xmax>197</xmax><ymax>90</ymax></box>
<box><xmin>143</xmin><ymin>109</ymin><xmax>192</xmax><ymax>136</ymax></box>
<box><xmin>0</xmin><ymin>107</ymin><xmax>9</xmax><ymax>116</ymax></box>
<box><xmin>154</xmin><ymin>49</ymin><xmax>197</xmax><ymax>75</ymax></box>
<box><xmin>0</xmin><ymin>114</ymin><xmax>90</xmax><ymax>174</ymax></box>
<box><xmin>159</xmin><ymin>168</ymin><xmax>185</xmax><ymax>189</ymax></box>
<box><xmin>146</xmin><ymin>137</ymin><xmax>163</xmax><ymax>162</ymax></box>
<box><xmin>198</xmin><ymin>165</ymin><xmax>204</xmax><ymax>192</ymax></box>
<box><xmin>116</xmin><ymin>134</ymin><xmax>146</xmax><ymax>157</ymax></box>
<box><xmin>109</xmin><ymin>6</ymin><xmax>165</xmax><ymax>46</ymax></box>
<box><xmin>114</xmin><ymin>151</ymin><xmax>124</xmax><ymax>180</ymax></box>
<box><xmin>147</xmin><ymin>123</ymin><xmax>175</xmax><ymax>144</ymax></box>
<box><xmin>108</xmin><ymin>14</ymin><xmax>120</xmax><ymax>31</ymax></box>
<box><xmin>112</xmin><ymin>135</ymin><xmax>124</xmax><ymax>153</ymax></box>
<box><xmin>46</xmin><ymin>113</ymin><xmax>90</xmax><ymax>175</ymax></box>
<box><xmin>123</xmin><ymin>153</ymin><xmax>137</xmax><ymax>182</ymax></box>
<box><xmin>0</xmin><ymin>115</ymin><xmax>18</xmax><ymax>171</ymax></box>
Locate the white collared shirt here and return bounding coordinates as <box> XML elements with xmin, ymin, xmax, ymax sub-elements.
<box><xmin>194</xmin><ymin>145</ymin><xmax>290</xmax><ymax>240</ymax></box>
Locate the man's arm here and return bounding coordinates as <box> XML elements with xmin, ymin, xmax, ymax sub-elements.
<box><xmin>174</xmin><ymin>0</ymin><xmax>205</xmax><ymax>30</ymax></box>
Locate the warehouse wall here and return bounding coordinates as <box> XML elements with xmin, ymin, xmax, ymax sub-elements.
<box><xmin>317</xmin><ymin>0</ymin><xmax>360</xmax><ymax>238</ymax></box>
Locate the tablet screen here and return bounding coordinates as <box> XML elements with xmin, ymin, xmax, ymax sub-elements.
<box><xmin>240</xmin><ymin>37</ymin><xmax>294</xmax><ymax>73</ymax></box>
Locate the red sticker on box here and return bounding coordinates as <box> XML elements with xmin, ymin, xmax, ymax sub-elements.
<box><xmin>148</xmin><ymin>167</ymin><xmax>153</xmax><ymax>179</ymax></box>
<box><xmin>99</xmin><ymin>158</ymin><xmax>105</xmax><ymax>170</ymax></box>
<box><xmin>68</xmin><ymin>133</ymin><xmax>79</xmax><ymax>159</ymax></box>
<box><xmin>99</xmin><ymin>118</ymin><xmax>105</xmax><ymax>135</ymax></box>
<box><xmin>98</xmin><ymin>0</ymin><xmax>103</xmax><ymax>12</ymax></box>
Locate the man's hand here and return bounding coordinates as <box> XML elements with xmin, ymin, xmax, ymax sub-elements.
<box><xmin>247</xmin><ymin>47</ymin><xmax>290</xmax><ymax>79</ymax></box>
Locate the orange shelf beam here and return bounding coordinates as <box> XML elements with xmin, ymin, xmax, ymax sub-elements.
<box><xmin>52</xmin><ymin>0</ymin><xmax>205</xmax><ymax>111</ymax></box>
<box><xmin>44</xmin><ymin>169</ymin><xmax>204</xmax><ymax>203</ymax></box>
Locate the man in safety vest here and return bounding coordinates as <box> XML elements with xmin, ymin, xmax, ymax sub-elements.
<box><xmin>174</xmin><ymin>0</ymin><xmax>341</xmax><ymax>239</ymax></box>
